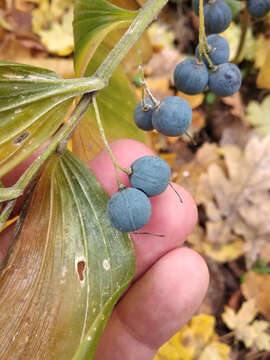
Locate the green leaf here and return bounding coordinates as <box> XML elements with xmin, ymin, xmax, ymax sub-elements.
<box><xmin>73</xmin><ymin>43</ymin><xmax>144</xmax><ymax>161</ymax></box>
<box><xmin>0</xmin><ymin>62</ymin><xmax>105</xmax><ymax>178</ymax></box>
<box><xmin>224</xmin><ymin>0</ymin><xmax>242</xmax><ymax>20</ymax></box>
<box><xmin>73</xmin><ymin>0</ymin><xmax>137</xmax><ymax>75</ymax></box>
<box><xmin>0</xmin><ymin>150</ymin><xmax>135</xmax><ymax>359</ymax></box>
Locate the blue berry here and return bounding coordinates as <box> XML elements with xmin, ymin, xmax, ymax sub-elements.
<box><xmin>209</xmin><ymin>63</ymin><xmax>242</xmax><ymax>97</ymax></box>
<box><xmin>195</xmin><ymin>35</ymin><xmax>230</xmax><ymax>67</ymax></box>
<box><xmin>129</xmin><ymin>156</ymin><xmax>171</xmax><ymax>197</ymax></box>
<box><xmin>247</xmin><ymin>0</ymin><xmax>270</xmax><ymax>18</ymax></box>
<box><xmin>152</xmin><ymin>96</ymin><xmax>192</xmax><ymax>137</ymax></box>
<box><xmin>134</xmin><ymin>98</ymin><xmax>154</xmax><ymax>131</ymax></box>
<box><xmin>204</xmin><ymin>0</ymin><xmax>232</xmax><ymax>34</ymax></box>
<box><xmin>107</xmin><ymin>187</ymin><xmax>152</xmax><ymax>232</ymax></box>
<box><xmin>173</xmin><ymin>58</ymin><xmax>209</xmax><ymax>95</ymax></box>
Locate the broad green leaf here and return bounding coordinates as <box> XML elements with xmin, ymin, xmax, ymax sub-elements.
<box><xmin>224</xmin><ymin>0</ymin><xmax>242</xmax><ymax>19</ymax></box>
<box><xmin>73</xmin><ymin>43</ymin><xmax>144</xmax><ymax>162</ymax></box>
<box><xmin>0</xmin><ymin>150</ymin><xmax>135</xmax><ymax>359</ymax></box>
<box><xmin>0</xmin><ymin>62</ymin><xmax>104</xmax><ymax>178</ymax></box>
<box><xmin>0</xmin><ymin>62</ymin><xmax>102</xmax><ymax>111</ymax></box>
<box><xmin>73</xmin><ymin>0</ymin><xmax>137</xmax><ymax>75</ymax></box>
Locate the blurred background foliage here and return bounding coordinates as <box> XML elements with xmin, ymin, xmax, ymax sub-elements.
<box><xmin>1</xmin><ymin>0</ymin><xmax>270</xmax><ymax>358</ymax></box>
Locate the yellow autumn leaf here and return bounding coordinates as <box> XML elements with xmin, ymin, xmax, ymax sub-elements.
<box><xmin>257</xmin><ymin>53</ymin><xmax>270</xmax><ymax>89</ymax></box>
<box><xmin>222</xmin><ymin>300</ymin><xmax>270</xmax><ymax>351</ymax></box>
<box><xmin>147</xmin><ymin>22</ymin><xmax>175</xmax><ymax>52</ymax></box>
<box><xmin>31</xmin><ymin>0</ymin><xmax>75</xmax><ymax>56</ymax></box>
<box><xmin>221</xmin><ymin>22</ymin><xmax>256</xmax><ymax>62</ymax></box>
<box><xmin>246</xmin><ymin>95</ymin><xmax>270</xmax><ymax>136</ymax></box>
<box><xmin>154</xmin><ymin>315</ymin><xmax>231</xmax><ymax>360</ymax></box>
<box><xmin>254</xmin><ymin>35</ymin><xmax>270</xmax><ymax>69</ymax></box>
<box><xmin>203</xmin><ymin>240</ymin><xmax>245</xmax><ymax>263</ymax></box>
<box><xmin>176</xmin><ymin>91</ymin><xmax>205</xmax><ymax>110</ymax></box>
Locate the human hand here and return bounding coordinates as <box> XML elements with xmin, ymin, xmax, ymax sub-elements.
<box><xmin>0</xmin><ymin>139</ymin><xmax>209</xmax><ymax>360</ymax></box>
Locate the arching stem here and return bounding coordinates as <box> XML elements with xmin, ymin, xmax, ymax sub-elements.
<box><xmin>92</xmin><ymin>96</ymin><xmax>131</xmax><ymax>189</ymax></box>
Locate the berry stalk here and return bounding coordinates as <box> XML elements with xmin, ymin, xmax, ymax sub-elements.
<box><xmin>92</xmin><ymin>95</ymin><xmax>131</xmax><ymax>188</ymax></box>
<box><xmin>198</xmin><ymin>0</ymin><xmax>217</xmax><ymax>70</ymax></box>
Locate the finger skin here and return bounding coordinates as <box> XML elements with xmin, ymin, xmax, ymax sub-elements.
<box><xmin>0</xmin><ymin>139</ymin><xmax>208</xmax><ymax>360</ymax></box>
<box><xmin>0</xmin><ymin>139</ymin><xmax>198</xmax><ymax>279</ymax></box>
<box><xmin>89</xmin><ymin>139</ymin><xmax>198</xmax><ymax>279</ymax></box>
<box><xmin>95</xmin><ymin>247</ymin><xmax>209</xmax><ymax>360</ymax></box>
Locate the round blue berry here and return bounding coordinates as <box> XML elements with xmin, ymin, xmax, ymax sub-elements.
<box><xmin>134</xmin><ymin>98</ymin><xmax>154</xmax><ymax>131</ymax></box>
<box><xmin>195</xmin><ymin>35</ymin><xmax>230</xmax><ymax>67</ymax></box>
<box><xmin>174</xmin><ymin>58</ymin><xmax>209</xmax><ymax>95</ymax></box>
<box><xmin>247</xmin><ymin>0</ymin><xmax>270</xmax><ymax>18</ymax></box>
<box><xmin>129</xmin><ymin>156</ymin><xmax>171</xmax><ymax>197</ymax></box>
<box><xmin>107</xmin><ymin>187</ymin><xmax>152</xmax><ymax>232</ymax></box>
<box><xmin>209</xmin><ymin>63</ymin><xmax>242</xmax><ymax>97</ymax></box>
<box><xmin>152</xmin><ymin>96</ymin><xmax>192</xmax><ymax>137</ymax></box>
<box><xmin>204</xmin><ymin>0</ymin><xmax>232</xmax><ymax>34</ymax></box>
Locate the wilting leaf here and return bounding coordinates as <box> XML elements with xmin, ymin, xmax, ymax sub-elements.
<box><xmin>154</xmin><ymin>314</ymin><xmax>231</xmax><ymax>360</ymax></box>
<box><xmin>0</xmin><ymin>150</ymin><xmax>135</xmax><ymax>359</ymax></box>
<box><xmin>73</xmin><ymin>0</ymin><xmax>137</xmax><ymax>76</ymax></box>
<box><xmin>0</xmin><ymin>61</ymin><xmax>104</xmax><ymax>178</ymax></box>
<box><xmin>222</xmin><ymin>300</ymin><xmax>270</xmax><ymax>351</ymax></box>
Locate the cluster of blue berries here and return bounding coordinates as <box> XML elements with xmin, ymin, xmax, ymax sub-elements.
<box><xmin>175</xmin><ymin>0</ymin><xmax>242</xmax><ymax>97</ymax></box>
<box><xmin>107</xmin><ymin>155</ymin><xmax>171</xmax><ymax>232</ymax></box>
<box><xmin>192</xmin><ymin>0</ymin><xmax>232</xmax><ymax>33</ymax></box>
<box><xmin>106</xmin><ymin>0</ymin><xmax>270</xmax><ymax>233</ymax></box>
<box><xmin>134</xmin><ymin>96</ymin><xmax>192</xmax><ymax>137</ymax></box>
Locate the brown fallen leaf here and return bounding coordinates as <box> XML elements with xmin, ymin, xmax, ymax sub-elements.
<box><xmin>222</xmin><ymin>299</ymin><xmax>270</xmax><ymax>352</ymax></box>
<box><xmin>196</xmin><ymin>135</ymin><xmax>270</xmax><ymax>267</ymax></box>
<box><xmin>260</xmin><ymin>242</ymin><xmax>270</xmax><ymax>263</ymax></box>
<box><xmin>176</xmin><ymin>142</ymin><xmax>221</xmax><ymax>197</ymax></box>
<box><xmin>221</xmin><ymin>92</ymin><xmax>247</xmax><ymax>125</ymax></box>
<box><xmin>242</xmin><ymin>271</ymin><xmax>270</xmax><ymax>320</ymax></box>
<box><xmin>144</xmin><ymin>48</ymin><xmax>183</xmax><ymax>83</ymax></box>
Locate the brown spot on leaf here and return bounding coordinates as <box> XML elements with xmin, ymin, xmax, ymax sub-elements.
<box><xmin>13</xmin><ymin>131</ymin><xmax>30</xmax><ymax>145</ymax></box>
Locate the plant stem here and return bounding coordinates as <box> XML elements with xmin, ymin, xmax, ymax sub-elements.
<box><xmin>198</xmin><ymin>0</ymin><xmax>217</xmax><ymax>70</ymax></box>
<box><xmin>233</xmin><ymin>7</ymin><xmax>249</xmax><ymax>64</ymax></box>
<box><xmin>96</xmin><ymin>0</ymin><xmax>169</xmax><ymax>82</ymax></box>
<box><xmin>199</xmin><ymin>0</ymin><xmax>206</xmax><ymax>62</ymax></box>
<box><xmin>92</xmin><ymin>96</ymin><xmax>130</xmax><ymax>188</ymax></box>
<box><xmin>1</xmin><ymin>0</ymin><xmax>169</xmax><ymax>219</ymax></box>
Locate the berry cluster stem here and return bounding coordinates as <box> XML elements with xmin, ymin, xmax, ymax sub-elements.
<box><xmin>1</xmin><ymin>0</ymin><xmax>169</xmax><ymax>223</ymax></box>
<box><xmin>137</xmin><ymin>45</ymin><xmax>160</xmax><ymax>109</ymax></box>
<box><xmin>96</xmin><ymin>0</ymin><xmax>169</xmax><ymax>82</ymax></box>
<box><xmin>92</xmin><ymin>96</ymin><xmax>130</xmax><ymax>188</ymax></box>
<box><xmin>198</xmin><ymin>0</ymin><xmax>217</xmax><ymax>70</ymax></box>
